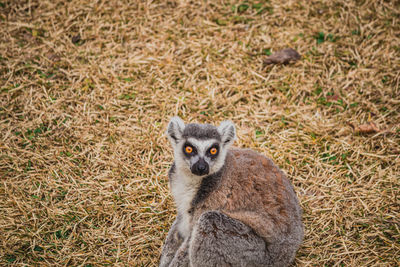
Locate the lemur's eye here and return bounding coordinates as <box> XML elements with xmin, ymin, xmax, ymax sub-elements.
<box><xmin>210</xmin><ymin>147</ymin><xmax>218</xmax><ymax>155</ymax></box>
<box><xmin>185</xmin><ymin>146</ymin><xmax>193</xmax><ymax>154</ymax></box>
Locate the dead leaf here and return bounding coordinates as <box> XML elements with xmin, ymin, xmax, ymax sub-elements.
<box><xmin>23</xmin><ymin>33</ymin><xmax>34</xmax><ymax>41</ymax></box>
<box><xmin>350</xmin><ymin>122</ymin><xmax>381</xmax><ymax>134</ymax></box>
<box><xmin>263</xmin><ymin>48</ymin><xmax>301</xmax><ymax>65</ymax></box>
<box><xmin>326</xmin><ymin>95</ymin><xmax>339</xmax><ymax>101</ymax></box>
<box><xmin>46</xmin><ymin>52</ymin><xmax>60</xmax><ymax>62</ymax></box>
<box><xmin>72</xmin><ymin>34</ymin><xmax>81</xmax><ymax>44</ymax></box>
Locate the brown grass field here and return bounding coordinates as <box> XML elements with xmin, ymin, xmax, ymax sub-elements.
<box><xmin>1</xmin><ymin>0</ymin><xmax>399</xmax><ymax>266</ymax></box>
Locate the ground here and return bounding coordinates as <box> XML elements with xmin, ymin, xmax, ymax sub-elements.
<box><xmin>0</xmin><ymin>0</ymin><xmax>399</xmax><ymax>266</ymax></box>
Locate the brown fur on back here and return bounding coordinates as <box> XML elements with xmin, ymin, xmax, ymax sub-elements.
<box><xmin>191</xmin><ymin>148</ymin><xmax>302</xmax><ymax>243</ymax></box>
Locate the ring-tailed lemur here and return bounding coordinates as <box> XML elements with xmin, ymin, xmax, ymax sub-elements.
<box><xmin>160</xmin><ymin>117</ymin><xmax>304</xmax><ymax>267</ymax></box>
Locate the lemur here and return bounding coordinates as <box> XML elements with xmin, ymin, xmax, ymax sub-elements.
<box><xmin>160</xmin><ymin>117</ymin><xmax>303</xmax><ymax>267</ymax></box>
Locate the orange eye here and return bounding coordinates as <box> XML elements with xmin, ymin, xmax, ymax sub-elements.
<box><xmin>210</xmin><ymin>148</ymin><xmax>218</xmax><ymax>155</ymax></box>
<box><xmin>185</xmin><ymin>146</ymin><xmax>193</xmax><ymax>153</ymax></box>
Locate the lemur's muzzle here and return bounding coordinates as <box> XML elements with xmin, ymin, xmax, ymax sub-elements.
<box><xmin>191</xmin><ymin>158</ymin><xmax>209</xmax><ymax>176</ymax></box>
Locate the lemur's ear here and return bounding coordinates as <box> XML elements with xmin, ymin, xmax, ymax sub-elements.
<box><xmin>166</xmin><ymin>116</ymin><xmax>185</xmax><ymax>144</ymax></box>
<box><xmin>218</xmin><ymin>120</ymin><xmax>236</xmax><ymax>147</ymax></box>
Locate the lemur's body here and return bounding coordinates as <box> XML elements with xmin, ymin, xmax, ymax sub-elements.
<box><xmin>160</xmin><ymin>117</ymin><xmax>303</xmax><ymax>267</ymax></box>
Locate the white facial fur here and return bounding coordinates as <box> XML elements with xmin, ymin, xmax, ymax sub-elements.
<box><xmin>166</xmin><ymin>117</ymin><xmax>236</xmax><ymax>177</ymax></box>
<box><xmin>186</xmin><ymin>138</ymin><xmax>223</xmax><ymax>175</ymax></box>
<box><xmin>173</xmin><ymin>138</ymin><xmax>221</xmax><ymax>177</ymax></box>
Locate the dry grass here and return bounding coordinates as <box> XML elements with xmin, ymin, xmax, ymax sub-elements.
<box><xmin>1</xmin><ymin>0</ymin><xmax>399</xmax><ymax>266</ymax></box>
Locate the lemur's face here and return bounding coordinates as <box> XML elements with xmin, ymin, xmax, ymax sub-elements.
<box><xmin>181</xmin><ymin>138</ymin><xmax>220</xmax><ymax>176</ymax></box>
<box><xmin>166</xmin><ymin>117</ymin><xmax>236</xmax><ymax>176</ymax></box>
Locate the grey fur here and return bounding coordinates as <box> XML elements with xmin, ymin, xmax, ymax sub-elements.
<box><xmin>159</xmin><ymin>219</ymin><xmax>184</xmax><ymax>267</ymax></box>
<box><xmin>190</xmin><ymin>211</ymin><xmax>269</xmax><ymax>266</ymax></box>
<box><xmin>182</xmin><ymin>123</ymin><xmax>221</xmax><ymax>141</ymax></box>
<box><xmin>160</xmin><ymin>117</ymin><xmax>304</xmax><ymax>267</ymax></box>
<box><xmin>168</xmin><ymin>238</ymin><xmax>190</xmax><ymax>267</ymax></box>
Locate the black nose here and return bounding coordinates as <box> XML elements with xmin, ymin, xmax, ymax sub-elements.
<box><xmin>198</xmin><ymin>164</ymin><xmax>207</xmax><ymax>172</ymax></box>
<box><xmin>191</xmin><ymin>158</ymin><xmax>209</xmax><ymax>176</ymax></box>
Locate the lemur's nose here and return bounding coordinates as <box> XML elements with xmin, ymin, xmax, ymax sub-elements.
<box><xmin>192</xmin><ymin>158</ymin><xmax>209</xmax><ymax>176</ymax></box>
<box><xmin>198</xmin><ymin>163</ymin><xmax>207</xmax><ymax>172</ymax></box>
